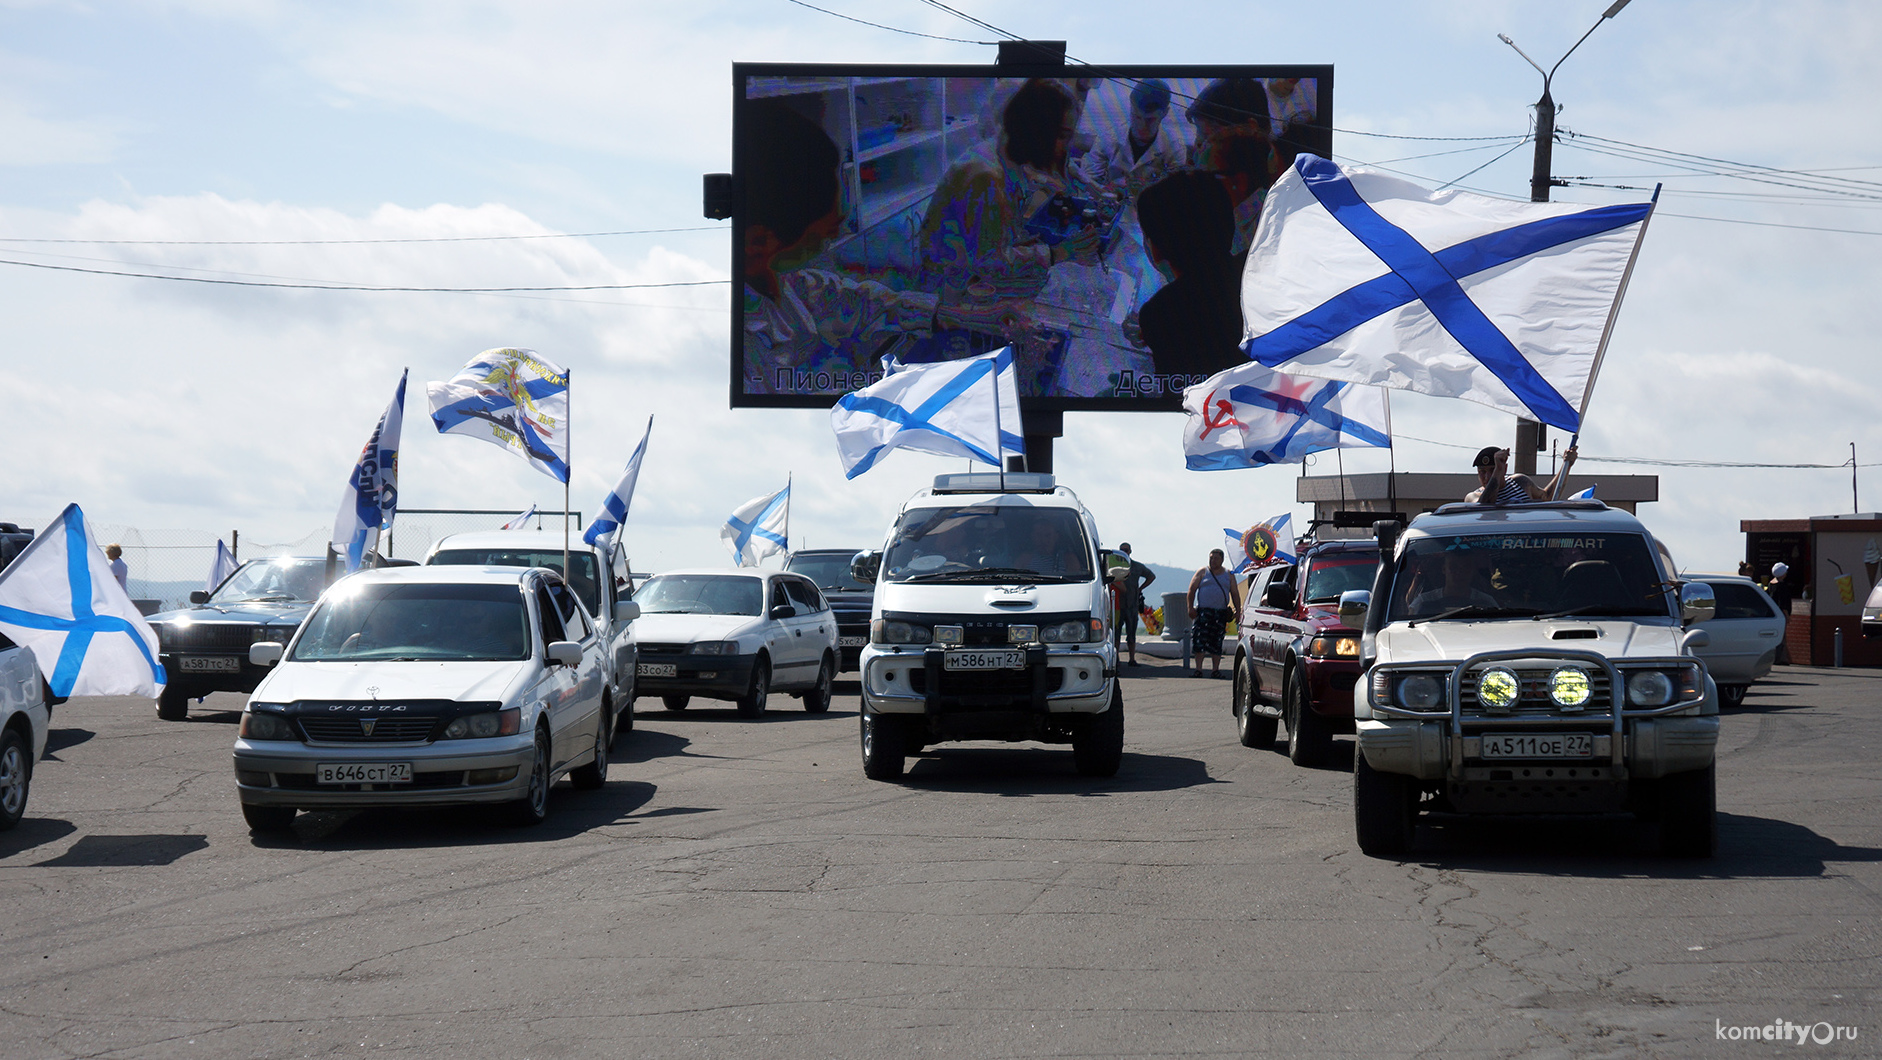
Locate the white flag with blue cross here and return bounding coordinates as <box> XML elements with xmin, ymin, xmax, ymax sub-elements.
<box><xmin>0</xmin><ymin>504</ymin><xmax>165</xmax><ymax>698</ymax></box>
<box><xmin>721</xmin><ymin>483</ymin><xmax>790</xmax><ymax>568</ymax></box>
<box><xmin>1241</xmin><ymin>155</ymin><xmax>1653</xmax><ymax>431</ymax></box>
<box><xmin>584</xmin><ymin>416</ymin><xmax>652</xmax><ymax>550</ymax></box>
<box><xmin>1182</xmin><ymin>361</ymin><xmax>1389</xmax><ymax>470</ymax></box>
<box><xmin>830</xmin><ymin>347</ymin><xmax>1025</xmax><ymax>479</ymax></box>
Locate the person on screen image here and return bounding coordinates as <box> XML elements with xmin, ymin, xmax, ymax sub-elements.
<box><xmin>741</xmin><ymin>100</ymin><xmax>1020</xmax><ymax>395</ymax></box>
<box><xmin>1186</xmin><ymin>78</ymin><xmax>1272</xmax><ymax>170</ymax></box>
<box><xmin>1133</xmin><ymin>170</ymin><xmax>1245</xmax><ymax>379</ymax></box>
<box><xmin>1262</xmin><ymin>77</ymin><xmax>1316</xmax><ymax>136</ymax></box>
<box><xmin>1080</xmin><ymin>78</ymin><xmax>1184</xmax><ymax>202</ymax></box>
<box><xmin>915</xmin><ymin>79</ymin><xmax>1101</xmax><ymax>364</ymax></box>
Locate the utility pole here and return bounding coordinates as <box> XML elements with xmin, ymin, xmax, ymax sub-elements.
<box><xmin>1500</xmin><ymin>1</ymin><xmax>1632</xmax><ymax>475</ymax></box>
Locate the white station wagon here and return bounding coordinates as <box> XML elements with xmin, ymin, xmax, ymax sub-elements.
<box><xmin>231</xmin><ymin>566</ymin><xmax>611</xmax><ymax>832</ymax></box>
<box><xmin>629</xmin><ymin>568</ymin><xmax>837</xmax><ymax>717</ymax></box>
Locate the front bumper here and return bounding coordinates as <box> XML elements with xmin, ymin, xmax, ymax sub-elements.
<box><xmin>860</xmin><ymin>644</ymin><xmax>1114</xmax><ymax>736</ymax></box>
<box><xmin>232</xmin><ymin>736</ymin><xmax>536</xmax><ymax>808</ymax></box>
<box><xmin>631</xmin><ymin>653</ymin><xmax>759</xmax><ymax>700</ymax></box>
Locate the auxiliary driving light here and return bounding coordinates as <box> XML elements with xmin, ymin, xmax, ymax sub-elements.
<box><xmin>1547</xmin><ymin>667</ymin><xmax>1592</xmax><ymax>710</ymax></box>
<box><xmin>1477</xmin><ymin>667</ymin><xmax>1520</xmax><ymax>712</ymax></box>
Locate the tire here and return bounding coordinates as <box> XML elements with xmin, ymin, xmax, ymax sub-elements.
<box><xmin>0</xmin><ymin>728</ymin><xmax>31</xmax><ymax>831</ymax></box>
<box><xmin>570</xmin><ymin>705</ymin><xmax>609</xmax><ymax>790</ymax></box>
<box><xmin>1659</xmin><ymin>764</ymin><xmax>1718</xmax><ymax>858</ymax></box>
<box><xmin>662</xmin><ymin>695</ymin><xmax>690</xmax><ymax>711</ymax></box>
<box><xmin>157</xmin><ymin>684</ymin><xmax>190</xmax><ymax>721</ymax></box>
<box><xmin>506</xmin><ymin>730</ymin><xmax>551</xmax><ymax>827</ymax></box>
<box><xmin>800</xmin><ymin>657</ymin><xmax>834</xmax><ymax>713</ymax></box>
<box><xmin>240</xmin><ymin>802</ymin><xmax>296</xmax><ymax>834</ymax></box>
<box><xmin>1353</xmin><ymin>751</ymin><xmax>1417</xmax><ymax>857</ymax></box>
<box><xmin>1286</xmin><ymin>672</ymin><xmax>1334</xmax><ymax>767</ymax></box>
<box><xmin>616</xmin><ymin>694</ymin><xmax>635</xmax><ymax>735</ymax></box>
<box><xmin>736</xmin><ymin>658</ymin><xmax>770</xmax><ymax>718</ymax></box>
<box><xmin>1235</xmin><ymin>658</ymin><xmax>1277</xmax><ymax>749</ymax></box>
<box><xmin>860</xmin><ymin>711</ymin><xmax>906</xmax><ymax>780</ymax></box>
<box><xmin>1718</xmin><ymin>684</ymin><xmax>1746</xmax><ymax>708</ymax></box>
<box><xmin>1073</xmin><ymin>686</ymin><xmax>1125</xmax><ymax>777</ymax></box>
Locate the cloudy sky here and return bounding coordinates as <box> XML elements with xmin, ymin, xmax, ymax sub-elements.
<box><xmin>7</xmin><ymin>0</ymin><xmax>1880</xmax><ymax>581</ymax></box>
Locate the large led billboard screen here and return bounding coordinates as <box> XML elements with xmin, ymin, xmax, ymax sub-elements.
<box><xmin>730</xmin><ymin>62</ymin><xmax>1332</xmax><ymax>411</ymax></box>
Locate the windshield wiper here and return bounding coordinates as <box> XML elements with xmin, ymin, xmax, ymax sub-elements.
<box><xmin>1532</xmin><ymin>604</ymin><xmax>1668</xmax><ymax>620</ymax></box>
<box><xmin>1409</xmin><ymin>605</ymin><xmax>1538</xmax><ymax>626</ymax></box>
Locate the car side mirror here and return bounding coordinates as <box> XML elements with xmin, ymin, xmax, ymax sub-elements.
<box><xmin>851</xmin><ymin>550</ymin><xmax>882</xmax><ymax>585</ymax></box>
<box><xmin>189</xmin><ymin>590</ymin><xmax>209</xmax><ymax>605</ymax></box>
<box><xmin>612</xmin><ymin>600</ymin><xmax>640</xmax><ymax>624</ymax></box>
<box><xmin>1680</xmin><ymin>582</ymin><xmax>1717</xmax><ymax>625</ymax></box>
<box><xmin>1264</xmin><ymin>582</ymin><xmax>1295</xmax><ymax>610</ymax></box>
<box><xmin>249</xmin><ymin>642</ymin><xmax>284</xmax><ymax>667</ymax></box>
<box><xmin>546</xmin><ymin>641</ymin><xmax>583</xmax><ymax>667</ymax></box>
<box><xmin>1337</xmin><ymin>589</ymin><xmax>1371</xmax><ymax>626</ymax></box>
<box><xmin>1682</xmin><ymin>628</ymin><xmax>1711</xmax><ymax>651</ymax></box>
<box><xmin>770</xmin><ymin>603</ymin><xmax>796</xmax><ymax>620</ymax></box>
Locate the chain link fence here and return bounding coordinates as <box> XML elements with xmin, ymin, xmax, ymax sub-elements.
<box><xmin>384</xmin><ymin>509</ymin><xmax>582</xmax><ymax>562</ymax></box>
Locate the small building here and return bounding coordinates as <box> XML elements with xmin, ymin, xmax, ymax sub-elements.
<box><xmin>1741</xmin><ymin>514</ymin><xmax>1882</xmax><ymax>667</ymax></box>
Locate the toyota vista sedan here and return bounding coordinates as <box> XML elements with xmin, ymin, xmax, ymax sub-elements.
<box><xmin>629</xmin><ymin>568</ymin><xmax>836</xmax><ymax>717</ymax></box>
<box><xmin>231</xmin><ymin>565</ymin><xmax>611</xmax><ymax>833</ymax></box>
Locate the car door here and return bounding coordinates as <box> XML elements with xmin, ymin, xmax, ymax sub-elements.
<box><xmin>531</xmin><ymin>582</ymin><xmax>587</xmax><ymax>772</ymax></box>
<box><xmin>1250</xmin><ymin>563</ymin><xmax>1297</xmax><ymax>700</ymax></box>
<box><xmin>548</xmin><ymin>581</ymin><xmax>607</xmax><ymax>733</ymax></box>
<box><xmin>783</xmin><ymin>577</ymin><xmax>835</xmax><ymax>684</ymax></box>
<box><xmin>1699</xmin><ymin>580</ymin><xmax>1784</xmax><ymax>685</ymax></box>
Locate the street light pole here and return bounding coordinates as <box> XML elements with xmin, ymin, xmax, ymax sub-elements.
<box><xmin>1498</xmin><ymin>0</ymin><xmax>1631</xmax><ymax>475</ymax></box>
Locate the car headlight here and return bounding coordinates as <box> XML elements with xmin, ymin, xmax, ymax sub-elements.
<box><xmin>1625</xmin><ymin>670</ymin><xmax>1673</xmax><ymax>707</ymax></box>
<box><xmin>1393</xmin><ymin>673</ymin><xmax>1446</xmax><ymax>711</ymax></box>
<box><xmin>1007</xmin><ymin>624</ymin><xmax>1039</xmax><ymax>644</ymax></box>
<box><xmin>1308</xmin><ymin>635</ymin><xmax>1360</xmax><ymax>658</ymax></box>
<box><xmin>239</xmin><ymin>706</ymin><xmax>297</xmax><ymax>741</ymax></box>
<box><xmin>1476</xmin><ymin>667</ymin><xmax>1520</xmax><ymax>712</ymax></box>
<box><xmin>688</xmin><ymin>641</ymin><xmax>740</xmax><ymax>655</ymax></box>
<box><xmin>1041</xmin><ymin>619</ymin><xmax>1102</xmax><ymax>643</ymax></box>
<box><xmin>934</xmin><ymin>625</ymin><xmax>964</xmax><ymax>645</ymax></box>
<box><xmin>1547</xmin><ymin>666</ymin><xmax>1592</xmax><ymax>710</ymax></box>
<box><xmin>249</xmin><ymin>626</ymin><xmax>287</xmax><ymax>644</ymax></box>
<box><xmin>872</xmin><ymin>619</ymin><xmax>931</xmax><ymax>645</ymax></box>
<box><xmin>441</xmin><ymin>708</ymin><xmax>522</xmax><ymax>739</ymax></box>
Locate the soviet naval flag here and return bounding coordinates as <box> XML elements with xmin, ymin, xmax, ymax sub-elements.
<box><xmin>427</xmin><ymin>348</ymin><xmax>571</xmax><ymax>483</ymax></box>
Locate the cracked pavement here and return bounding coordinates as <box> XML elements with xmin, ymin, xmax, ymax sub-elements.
<box><xmin>0</xmin><ymin>663</ymin><xmax>1875</xmax><ymax>1057</ymax></box>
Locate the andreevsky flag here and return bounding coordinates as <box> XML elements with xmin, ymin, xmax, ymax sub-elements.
<box><xmin>1182</xmin><ymin>361</ymin><xmax>1389</xmax><ymax>471</ymax></box>
<box><xmin>0</xmin><ymin>504</ymin><xmax>164</xmax><ymax>698</ymax></box>
<box><xmin>426</xmin><ymin>348</ymin><xmax>571</xmax><ymax>482</ymax></box>
<box><xmin>1241</xmin><ymin>155</ymin><xmax>1653</xmax><ymax>431</ymax></box>
<box><xmin>830</xmin><ymin>348</ymin><xmax>1025</xmax><ymax>479</ymax></box>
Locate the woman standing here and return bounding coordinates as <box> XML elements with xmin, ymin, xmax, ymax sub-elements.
<box><xmin>1187</xmin><ymin>548</ymin><xmax>1242</xmax><ymax>678</ymax></box>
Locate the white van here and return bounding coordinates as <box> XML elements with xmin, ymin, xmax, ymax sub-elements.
<box><xmin>853</xmin><ymin>473</ymin><xmax>1122</xmax><ymax>780</ymax></box>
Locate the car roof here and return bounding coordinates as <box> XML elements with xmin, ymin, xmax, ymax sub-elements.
<box><xmin>1407</xmin><ymin>501</ymin><xmax>1648</xmax><ymax>538</ymax></box>
<box><xmin>788</xmin><ymin>549</ymin><xmax>863</xmax><ymax>557</ymax></box>
<box><xmin>1686</xmin><ymin>573</ymin><xmax>1761</xmax><ymax>585</ymax></box>
<box><xmin>338</xmin><ymin>565</ymin><xmax>550</xmax><ymax>589</ymax></box>
<box><xmin>646</xmin><ymin>567</ymin><xmax>779</xmax><ymax>580</ymax></box>
<box><xmin>428</xmin><ymin>530</ymin><xmax>598</xmax><ymax>553</ymax></box>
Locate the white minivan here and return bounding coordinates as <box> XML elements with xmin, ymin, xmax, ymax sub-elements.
<box><xmin>853</xmin><ymin>473</ymin><xmax>1122</xmax><ymax>780</ymax></box>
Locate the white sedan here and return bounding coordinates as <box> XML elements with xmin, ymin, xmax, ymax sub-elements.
<box><xmin>629</xmin><ymin>569</ymin><xmax>837</xmax><ymax>717</ymax></box>
<box><xmin>0</xmin><ymin>635</ymin><xmax>53</xmax><ymax>831</ymax></box>
<box><xmin>231</xmin><ymin>565</ymin><xmax>611</xmax><ymax>833</ymax></box>
<box><xmin>1690</xmin><ymin>574</ymin><xmax>1787</xmax><ymax>707</ymax></box>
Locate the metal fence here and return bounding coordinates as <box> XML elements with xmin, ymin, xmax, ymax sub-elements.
<box><xmin>385</xmin><ymin>509</ymin><xmax>581</xmax><ymax>562</ymax></box>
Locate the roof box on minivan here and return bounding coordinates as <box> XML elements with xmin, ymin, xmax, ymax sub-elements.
<box><xmin>931</xmin><ymin>472</ymin><xmax>1056</xmax><ymax>494</ymax></box>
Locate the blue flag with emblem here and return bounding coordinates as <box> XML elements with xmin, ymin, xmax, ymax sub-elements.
<box><xmin>830</xmin><ymin>347</ymin><xmax>1025</xmax><ymax>479</ymax></box>
<box><xmin>0</xmin><ymin>504</ymin><xmax>164</xmax><ymax>698</ymax></box>
<box><xmin>1182</xmin><ymin>361</ymin><xmax>1390</xmax><ymax>470</ymax></box>
<box><xmin>1241</xmin><ymin>155</ymin><xmax>1654</xmax><ymax>431</ymax></box>
<box><xmin>721</xmin><ymin>482</ymin><xmax>790</xmax><ymax>568</ymax></box>
<box><xmin>426</xmin><ymin>348</ymin><xmax>570</xmax><ymax>483</ymax></box>
<box><xmin>583</xmin><ymin>415</ymin><xmax>652</xmax><ymax>549</ymax></box>
<box><xmin>332</xmin><ymin>369</ymin><xmax>406</xmax><ymax>572</ymax></box>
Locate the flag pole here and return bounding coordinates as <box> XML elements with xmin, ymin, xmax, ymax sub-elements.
<box><xmin>1553</xmin><ymin>184</ymin><xmax>1659</xmax><ymax>500</ymax></box>
<box><xmin>563</xmin><ymin>368</ymin><xmax>572</xmax><ymax>583</ymax></box>
<box><xmin>1383</xmin><ymin>388</ymin><xmax>1398</xmax><ymax>518</ymax></box>
<box><xmin>993</xmin><ymin>348</ymin><xmax>1007</xmax><ymax>491</ymax></box>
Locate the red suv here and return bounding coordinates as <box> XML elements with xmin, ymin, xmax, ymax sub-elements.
<box><xmin>1230</xmin><ymin>539</ymin><xmax>1380</xmax><ymax>766</ymax></box>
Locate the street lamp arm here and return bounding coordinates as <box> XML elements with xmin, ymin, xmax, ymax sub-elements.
<box><xmin>1497</xmin><ymin>33</ymin><xmax>1549</xmax><ymax>82</ymax></box>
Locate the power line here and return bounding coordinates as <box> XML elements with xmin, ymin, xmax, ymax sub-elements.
<box><xmin>0</xmin><ymin>256</ymin><xmax>730</xmax><ymax>293</ymax></box>
<box><xmin>1394</xmin><ymin>433</ymin><xmax>1878</xmax><ymax>468</ymax></box>
<box><xmin>780</xmin><ymin>0</ymin><xmax>994</xmax><ymax>43</ymax></box>
<box><xmin>0</xmin><ymin>225</ymin><xmax>725</xmax><ymax>247</ymax></box>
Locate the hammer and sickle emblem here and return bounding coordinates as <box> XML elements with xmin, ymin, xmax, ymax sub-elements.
<box><xmin>1199</xmin><ymin>392</ymin><xmax>1242</xmax><ymax>442</ymax></box>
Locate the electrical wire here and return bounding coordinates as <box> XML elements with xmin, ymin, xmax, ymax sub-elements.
<box><xmin>0</xmin><ymin>256</ymin><xmax>730</xmax><ymax>293</ymax></box>
<box><xmin>0</xmin><ymin>225</ymin><xmax>725</xmax><ymax>247</ymax></box>
<box><xmin>1393</xmin><ymin>433</ymin><xmax>1879</xmax><ymax>469</ymax></box>
<box><xmin>779</xmin><ymin>0</ymin><xmax>994</xmax><ymax>44</ymax></box>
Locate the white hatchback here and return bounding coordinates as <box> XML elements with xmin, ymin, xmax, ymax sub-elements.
<box><xmin>231</xmin><ymin>565</ymin><xmax>610</xmax><ymax>833</ymax></box>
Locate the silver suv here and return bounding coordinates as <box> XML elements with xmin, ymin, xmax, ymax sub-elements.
<box><xmin>1342</xmin><ymin>501</ymin><xmax>1720</xmax><ymax>858</ymax></box>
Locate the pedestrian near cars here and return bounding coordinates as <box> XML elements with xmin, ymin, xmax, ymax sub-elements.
<box><xmin>1109</xmin><ymin>543</ymin><xmax>1156</xmax><ymax>666</ymax></box>
<box><xmin>1187</xmin><ymin>548</ymin><xmax>1241</xmax><ymax>678</ymax></box>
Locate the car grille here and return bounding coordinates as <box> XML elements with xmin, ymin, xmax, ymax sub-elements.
<box><xmin>1460</xmin><ymin>665</ymin><xmax>1613</xmax><ymax>715</ymax></box>
<box><xmin>298</xmin><ymin>717</ymin><xmax>440</xmax><ymax>742</ymax></box>
<box><xmin>637</xmin><ymin>642</ymin><xmax>689</xmax><ymax>657</ymax></box>
<box><xmin>910</xmin><ymin>668</ymin><xmax>1064</xmax><ymax>697</ymax></box>
<box><xmin>160</xmin><ymin>624</ymin><xmax>255</xmax><ymax>651</ymax></box>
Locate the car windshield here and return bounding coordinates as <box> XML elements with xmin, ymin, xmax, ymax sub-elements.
<box><xmin>429</xmin><ymin>548</ymin><xmax>602</xmax><ymax>617</ymax></box>
<box><xmin>882</xmin><ymin>505</ymin><xmax>1093</xmax><ymax>584</ymax></box>
<box><xmin>208</xmin><ymin>559</ymin><xmax>327</xmax><ymax>605</ymax></box>
<box><xmin>1386</xmin><ymin>532</ymin><xmax>1672</xmax><ymax>622</ymax></box>
<box><xmin>290</xmin><ymin>582</ymin><xmax>530</xmax><ymax>662</ymax></box>
<box><xmin>785</xmin><ymin>553</ymin><xmax>871</xmax><ymax>591</ymax></box>
<box><xmin>1304</xmin><ymin>554</ymin><xmax>1379</xmax><ymax>604</ymax></box>
<box><xmin>633</xmin><ymin>574</ymin><xmax>763</xmax><ymax>616</ymax></box>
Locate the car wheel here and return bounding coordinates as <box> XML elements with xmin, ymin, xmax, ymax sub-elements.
<box><xmin>1353</xmin><ymin>751</ymin><xmax>1417</xmax><ymax>858</ymax></box>
<box><xmin>1658</xmin><ymin>764</ymin><xmax>1718</xmax><ymax>858</ymax></box>
<box><xmin>240</xmin><ymin>802</ymin><xmax>296</xmax><ymax>834</ymax></box>
<box><xmin>860</xmin><ymin>711</ymin><xmax>906</xmax><ymax>781</ymax></box>
<box><xmin>737</xmin><ymin>657</ymin><xmax>770</xmax><ymax>718</ymax></box>
<box><xmin>800</xmin><ymin>657</ymin><xmax>833</xmax><ymax>713</ymax></box>
<box><xmin>506</xmin><ymin>730</ymin><xmax>551</xmax><ymax>827</ymax></box>
<box><xmin>571</xmin><ymin>706</ymin><xmax>609</xmax><ymax>790</ymax></box>
<box><xmin>1286</xmin><ymin>673</ymin><xmax>1333</xmax><ymax>767</ymax></box>
<box><xmin>0</xmin><ymin>728</ymin><xmax>31</xmax><ymax>831</ymax></box>
<box><xmin>1073</xmin><ymin>686</ymin><xmax>1126</xmax><ymax>777</ymax></box>
<box><xmin>1235</xmin><ymin>658</ymin><xmax>1277</xmax><ymax>749</ymax></box>
<box><xmin>1718</xmin><ymin>684</ymin><xmax>1746</xmax><ymax>708</ymax></box>
<box><xmin>662</xmin><ymin>695</ymin><xmax>690</xmax><ymax>711</ymax></box>
<box><xmin>617</xmin><ymin>694</ymin><xmax>635</xmax><ymax>736</ymax></box>
<box><xmin>157</xmin><ymin>684</ymin><xmax>190</xmax><ymax>721</ymax></box>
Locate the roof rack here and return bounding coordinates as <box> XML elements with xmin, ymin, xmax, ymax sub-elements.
<box><xmin>1429</xmin><ymin>499</ymin><xmax>1610</xmax><ymax>516</ymax></box>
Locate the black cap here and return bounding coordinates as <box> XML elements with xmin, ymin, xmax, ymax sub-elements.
<box><xmin>1472</xmin><ymin>446</ymin><xmax>1502</xmax><ymax>469</ymax></box>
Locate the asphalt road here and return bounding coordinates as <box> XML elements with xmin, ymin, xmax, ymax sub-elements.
<box><xmin>1</xmin><ymin>662</ymin><xmax>1876</xmax><ymax>1059</ymax></box>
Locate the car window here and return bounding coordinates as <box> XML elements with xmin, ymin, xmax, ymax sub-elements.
<box><xmin>534</xmin><ymin>585</ymin><xmax>567</xmax><ymax>646</ymax></box>
<box><xmin>208</xmin><ymin>558</ymin><xmax>328</xmax><ymax>605</ymax></box>
<box><xmin>1303</xmin><ymin>555</ymin><xmax>1379</xmax><ymax>604</ymax></box>
<box><xmin>1387</xmin><ymin>532</ymin><xmax>1672</xmax><ymax>621</ymax></box>
<box><xmin>1710</xmin><ymin>582</ymin><xmax>1778</xmax><ymax>620</ymax></box>
<box><xmin>290</xmin><ymin>583</ymin><xmax>528</xmax><ymax>662</ymax></box>
<box><xmin>430</xmin><ymin>548</ymin><xmax>601</xmax><ymax>618</ymax></box>
<box><xmin>785</xmin><ymin>553</ymin><xmax>871</xmax><ymax>591</ymax></box>
<box><xmin>548</xmin><ymin>582</ymin><xmax>592</xmax><ymax>640</ymax></box>
<box><xmin>783</xmin><ymin>578</ymin><xmax>823</xmax><ymax>613</ymax></box>
<box><xmin>882</xmin><ymin>505</ymin><xmax>1094</xmax><ymax>583</ymax></box>
<box><xmin>632</xmin><ymin>574</ymin><xmax>764</xmax><ymax>617</ymax></box>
